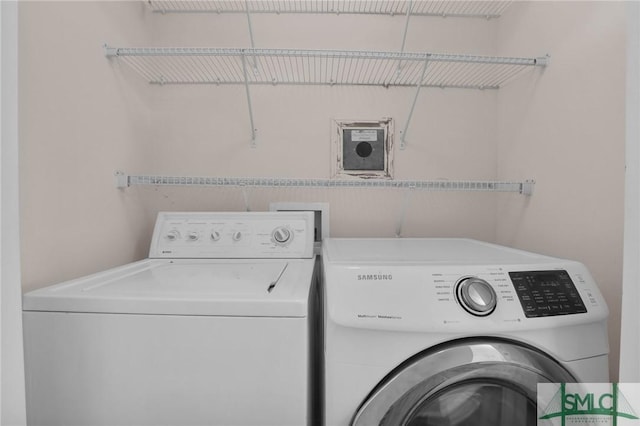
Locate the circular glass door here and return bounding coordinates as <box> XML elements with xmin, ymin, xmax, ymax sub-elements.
<box><xmin>352</xmin><ymin>339</ymin><xmax>575</xmax><ymax>426</ymax></box>
<box><xmin>403</xmin><ymin>381</ymin><xmax>536</xmax><ymax>426</ymax></box>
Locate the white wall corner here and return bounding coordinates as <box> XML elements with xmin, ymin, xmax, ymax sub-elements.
<box><xmin>1</xmin><ymin>1</ymin><xmax>27</xmax><ymax>424</ymax></box>
<box><xmin>620</xmin><ymin>1</ymin><xmax>640</xmax><ymax>383</ymax></box>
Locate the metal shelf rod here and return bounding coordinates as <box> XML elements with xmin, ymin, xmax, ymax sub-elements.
<box><xmin>114</xmin><ymin>172</ymin><xmax>535</xmax><ymax>196</ymax></box>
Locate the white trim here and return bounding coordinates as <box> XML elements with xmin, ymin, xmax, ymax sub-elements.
<box><xmin>1</xmin><ymin>1</ymin><xmax>26</xmax><ymax>423</ymax></box>
<box><xmin>620</xmin><ymin>2</ymin><xmax>640</xmax><ymax>382</ymax></box>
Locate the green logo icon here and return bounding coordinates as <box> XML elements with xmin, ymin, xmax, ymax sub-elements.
<box><xmin>538</xmin><ymin>383</ymin><xmax>639</xmax><ymax>425</ymax></box>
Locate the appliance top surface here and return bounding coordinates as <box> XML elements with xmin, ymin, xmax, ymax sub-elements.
<box><xmin>23</xmin><ymin>257</ymin><xmax>315</xmax><ymax>317</ymax></box>
<box><xmin>323</xmin><ymin>238</ymin><xmax>560</xmax><ymax>265</ymax></box>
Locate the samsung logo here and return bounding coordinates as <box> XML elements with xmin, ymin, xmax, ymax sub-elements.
<box><xmin>357</xmin><ymin>274</ymin><xmax>393</xmax><ymax>281</ymax></box>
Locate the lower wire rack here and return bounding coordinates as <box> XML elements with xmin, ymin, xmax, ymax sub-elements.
<box><xmin>115</xmin><ymin>173</ymin><xmax>535</xmax><ymax>195</ymax></box>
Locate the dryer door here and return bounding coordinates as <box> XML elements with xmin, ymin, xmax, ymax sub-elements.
<box><xmin>352</xmin><ymin>339</ymin><xmax>575</xmax><ymax>426</ymax></box>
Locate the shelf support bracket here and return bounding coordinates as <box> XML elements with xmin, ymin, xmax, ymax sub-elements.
<box><xmin>395</xmin><ymin>184</ymin><xmax>415</xmax><ymax>237</ymax></box>
<box><xmin>244</xmin><ymin>0</ymin><xmax>259</xmax><ymax>73</ymax></box>
<box><xmin>520</xmin><ymin>180</ymin><xmax>535</xmax><ymax>196</ymax></box>
<box><xmin>240</xmin><ymin>183</ymin><xmax>251</xmax><ymax>211</ymax></box>
<box><xmin>397</xmin><ymin>0</ymin><xmax>413</xmax><ymax>71</ymax></box>
<box><xmin>115</xmin><ymin>171</ymin><xmax>130</xmax><ymax>189</ymax></box>
<box><xmin>400</xmin><ymin>58</ymin><xmax>429</xmax><ymax>150</ymax></box>
<box><xmin>241</xmin><ymin>52</ymin><xmax>257</xmax><ymax>147</ymax></box>
<box><xmin>103</xmin><ymin>44</ymin><xmax>118</xmax><ymax>58</ymax></box>
<box><xmin>245</xmin><ymin>0</ymin><xmax>256</xmax><ymax>50</ymax></box>
<box><xmin>241</xmin><ymin>0</ymin><xmax>259</xmax><ymax>145</ymax></box>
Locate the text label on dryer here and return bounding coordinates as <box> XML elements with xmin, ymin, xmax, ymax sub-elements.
<box><xmin>357</xmin><ymin>274</ymin><xmax>393</xmax><ymax>281</ymax></box>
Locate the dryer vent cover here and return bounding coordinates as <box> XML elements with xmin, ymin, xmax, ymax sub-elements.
<box><xmin>332</xmin><ymin>118</ymin><xmax>394</xmax><ymax>179</ymax></box>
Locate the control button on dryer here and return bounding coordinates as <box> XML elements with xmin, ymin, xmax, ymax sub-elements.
<box><xmin>456</xmin><ymin>277</ymin><xmax>497</xmax><ymax>317</ymax></box>
<box><xmin>187</xmin><ymin>232</ymin><xmax>199</xmax><ymax>241</ymax></box>
<box><xmin>232</xmin><ymin>231</ymin><xmax>243</xmax><ymax>242</ymax></box>
<box><xmin>210</xmin><ymin>230</ymin><xmax>221</xmax><ymax>241</ymax></box>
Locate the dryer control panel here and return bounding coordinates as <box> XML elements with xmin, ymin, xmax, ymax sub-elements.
<box><xmin>509</xmin><ymin>270</ymin><xmax>587</xmax><ymax>317</ymax></box>
<box><xmin>322</xmin><ymin>238</ymin><xmax>608</xmax><ymax>333</ymax></box>
<box><xmin>149</xmin><ymin>212</ymin><xmax>314</xmax><ymax>259</ymax></box>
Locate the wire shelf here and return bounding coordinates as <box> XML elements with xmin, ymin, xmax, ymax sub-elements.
<box><xmin>147</xmin><ymin>1</ymin><xmax>512</xmax><ymax>19</ymax></box>
<box><xmin>115</xmin><ymin>173</ymin><xmax>535</xmax><ymax>195</ymax></box>
<box><xmin>105</xmin><ymin>47</ymin><xmax>547</xmax><ymax>89</ymax></box>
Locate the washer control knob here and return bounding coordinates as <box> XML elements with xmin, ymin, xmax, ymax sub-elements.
<box><xmin>165</xmin><ymin>230</ymin><xmax>181</xmax><ymax>241</ymax></box>
<box><xmin>232</xmin><ymin>231</ymin><xmax>242</xmax><ymax>242</ymax></box>
<box><xmin>210</xmin><ymin>230</ymin><xmax>221</xmax><ymax>241</ymax></box>
<box><xmin>456</xmin><ymin>277</ymin><xmax>497</xmax><ymax>316</ymax></box>
<box><xmin>187</xmin><ymin>231</ymin><xmax>199</xmax><ymax>241</ymax></box>
<box><xmin>272</xmin><ymin>227</ymin><xmax>292</xmax><ymax>245</ymax></box>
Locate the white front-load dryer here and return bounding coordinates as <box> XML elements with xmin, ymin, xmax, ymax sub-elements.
<box><xmin>23</xmin><ymin>211</ymin><xmax>320</xmax><ymax>426</ymax></box>
<box><xmin>322</xmin><ymin>238</ymin><xmax>609</xmax><ymax>426</ymax></box>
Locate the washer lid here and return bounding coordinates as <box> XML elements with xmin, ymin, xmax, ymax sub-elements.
<box><xmin>23</xmin><ymin>258</ymin><xmax>315</xmax><ymax>317</ymax></box>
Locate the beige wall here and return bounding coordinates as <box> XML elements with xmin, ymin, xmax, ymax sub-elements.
<box><xmin>20</xmin><ymin>2</ymin><xmax>625</xmax><ymax>378</ymax></box>
<box><xmin>496</xmin><ymin>2</ymin><xmax>626</xmax><ymax>380</ymax></box>
<box><xmin>19</xmin><ymin>2</ymin><xmax>157</xmax><ymax>293</ymax></box>
<box><xmin>20</xmin><ymin>1</ymin><xmax>499</xmax><ymax>294</ymax></box>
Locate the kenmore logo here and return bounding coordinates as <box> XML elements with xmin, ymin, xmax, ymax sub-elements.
<box><xmin>357</xmin><ymin>274</ymin><xmax>393</xmax><ymax>281</ymax></box>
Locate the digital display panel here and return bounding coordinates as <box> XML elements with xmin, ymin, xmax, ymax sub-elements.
<box><xmin>509</xmin><ymin>270</ymin><xmax>587</xmax><ymax>318</ymax></box>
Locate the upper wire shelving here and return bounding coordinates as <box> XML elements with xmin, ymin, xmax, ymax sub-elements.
<box><xmin>104</xmin><ymin>47</ymin><xmax>546</xmax><ymax>90</ymax></box>
<box><xmin>105</xmin><ymin>46</ymin><xmax>548</xmax><ymax>147</ymax></box>
<box><xmin>107</xmin><ymin>1</ymin><xmax>541</xmax><ymax>147</ymax></box>
<box><xmin>147</xmin><ymin>1</ymin><xmax>512</xmax><ymax>19</ymax></box>
<box><xmin>107</xmin><ymin>2</ymin><xmax>539</xmax><ymax>200</ymax></box>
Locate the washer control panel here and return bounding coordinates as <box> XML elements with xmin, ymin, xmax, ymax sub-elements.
<box><xmin>149</xmin><ymin>211</ymin><xmax>314</xmax><ymax>259</ymax></box>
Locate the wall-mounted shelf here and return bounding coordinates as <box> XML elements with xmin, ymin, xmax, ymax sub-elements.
<box><xmin>115</xmin><ymin>172</ymin><xmax>535</xmax><ymax>196</ymax></box>
<box><xmin>105</xmin><ymin>46</ymin><xmax>545</xmax><ymax>89</ymax></box>
<box><xmin>147</xmin><ymin>1</ymin><xmax>512</xmax><ymax>19</ymax></box>
<box><xmin>105</xmin><ymin>46</ymin><xmax>548</xmax><ymax>147</ymax></box>
<box><xmin>126</xmin><ymin>1</ymin><xmax>532</xmax><ymax>147</ymax></box>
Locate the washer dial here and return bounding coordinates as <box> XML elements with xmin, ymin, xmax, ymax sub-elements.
<box><xmin>455</xmin><ymin>277</ymin><xmax>497</xmax><ymax>316</ymax></box>
<box><xmin>272</xmin><ymin>227</ymin><xmax>292</xmax><ymax>245</ymax></box>
<box><xmin>165</xmin><ymin>230</ymin><xmax>181</xmax><ymax>241</ymax></box>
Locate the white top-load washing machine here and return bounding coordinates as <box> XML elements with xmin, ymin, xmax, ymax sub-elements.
<box><xmin>322</xmin><ymin>238</ymin><xmax>609</xmax><ymax>426</ymax></box>
<box><xmin>23</xmin><ymin>211</ymin><xmax>320</xmax><ymax>426</ymax></box>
